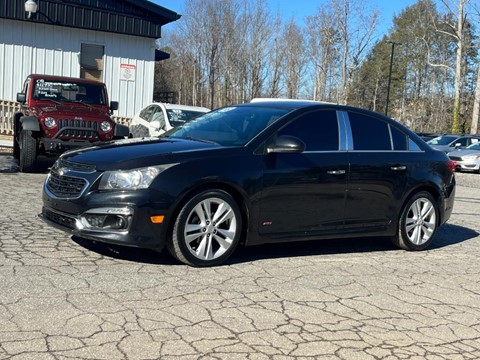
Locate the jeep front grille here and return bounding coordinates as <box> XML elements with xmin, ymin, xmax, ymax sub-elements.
<box><xmin>46</xmin><ymin>172</ymin><xmax>88</xmax><ymax>199</ymax></box>
<box><xmin>57</xmin><ymin>119</ymin><xmax>100</xmax><ymax>140</ymax></box>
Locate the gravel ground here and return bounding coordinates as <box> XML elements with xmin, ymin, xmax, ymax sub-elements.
<box><xmin>455</xmin><ymin>171</ymin><xmax>480</xmax><ymax>189</ymax></box>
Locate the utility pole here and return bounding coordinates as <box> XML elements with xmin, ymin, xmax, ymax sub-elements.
<box><xmin>385</xmin><ymin>40</ymin><xmax>400</xmax><ymax>117</ymax></box>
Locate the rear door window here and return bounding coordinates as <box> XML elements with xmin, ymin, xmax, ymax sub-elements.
<box><xmin>348</xmin><ymin>112</ymin><xmax>391</xmax><ymax>150</ymax></box>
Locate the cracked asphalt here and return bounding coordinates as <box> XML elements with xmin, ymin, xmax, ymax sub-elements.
<box><xmin>1</xmin><ymin>153</ymin><xmax>480</xmax><ymax>360</ymax></box>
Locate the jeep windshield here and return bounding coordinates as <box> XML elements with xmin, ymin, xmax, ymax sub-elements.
<box><xmin>32</xmin><ymin>79</ymin><xmax>107</xmax><ymax>105</ymax></box>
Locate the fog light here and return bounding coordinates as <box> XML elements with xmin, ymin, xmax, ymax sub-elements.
<box><xmin>81</xmin><ymin>207</ymin><xmax>133</xmax><ymax>232</ymax></box>
<box><xmin>85</xmin><ymin>214</ymin><xmax>107</xmax><ymax>228</ymax></box>
<box><xmin>103</xmin><ymin>215</ymin><xmax>129</xmax><ymax>230</ymax></box>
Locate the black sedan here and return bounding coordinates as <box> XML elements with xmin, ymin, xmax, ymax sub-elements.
<box><xmin>40</xmin><ymin>101</ymin><xmax>456</xmax><ymax>266</ymax></box>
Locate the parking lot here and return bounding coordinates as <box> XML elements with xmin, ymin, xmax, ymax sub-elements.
<box><xmin>1</xmin><ymin>153</ymin><xmax>479</xmax><ymax>360</ymax></box>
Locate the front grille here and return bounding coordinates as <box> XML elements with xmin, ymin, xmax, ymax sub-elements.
<box><xmin>46</xmin><ymin>172</ymin><xmax>88</xmax><ymax>198</ymax></box>
<box><xmin>449</xmin><ymin>156</ymin><xmax>462</xmax><ymax>161</ymax></box>
<box><xmin>57</xmin><ymin>158</ymin><xmax>96</xmax><ymax>173</ymax></box>
<box><xmin>57</xmin><ymin>119</ymin><xmax>100</xmax><ymax>140</ymax></box>
<box><xmin>43</xmin><ymin>208</ymin><xmax>77</xmax><ymax>230</ymax></box>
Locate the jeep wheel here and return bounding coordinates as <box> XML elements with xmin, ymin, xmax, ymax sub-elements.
<box><xmin>13</xmin><ymin>118</ymin><xmax>20</xmax><ymax>159</ymax></box>
<box><xmin>19</xmin><ymin>130</ymin><xmax>37</xmax><ymax>172</ymax></box>
<box><xmin>13</xmin><ymin>135</ymin><xmax>20</xmax><ymax>159</ymax></box>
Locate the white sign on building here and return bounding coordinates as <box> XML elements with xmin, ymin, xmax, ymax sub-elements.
<box><xmin>120</xmin><ymin>64</ymin><xmax>136</xmax><ymax>82</ymax></box>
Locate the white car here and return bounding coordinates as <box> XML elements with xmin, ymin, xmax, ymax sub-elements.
<box><xmin>448</xmin><ymin>142</ymin><xmax>480</xmax><ymax>173</ymax></box>
<box><xmin>129</xmin><ymin>103</ymin><xmax>210</xmax><ymax>138</ymax></box>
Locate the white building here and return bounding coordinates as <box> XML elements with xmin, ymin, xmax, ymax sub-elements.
<box><xmin>0</xmin><ymin>0</ymin><xmax>180</xmax><ymax>130</ymax></box>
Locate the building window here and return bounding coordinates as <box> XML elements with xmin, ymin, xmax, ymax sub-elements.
<box><xmin>80</xmin><ymin>44</ymin><xmax>104</xmax><ymax>81</ymax></box>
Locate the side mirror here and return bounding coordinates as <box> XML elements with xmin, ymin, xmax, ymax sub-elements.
<box><xmin>114</xmin><ymin>123</ymin><xmax>129</xmax><ymax>138</ymax></box>
<box><xmin>17</xmin><ymin>93</ymin><xmax>26</xmax><ymax>103</ymax></box>
<box><xmin>454</xmin><ymin>143</ymin><xmax>462</xmax><ymax>148</ymax></box>
<box><xmin>110</xmin><ymin>101</ymin><xmax>119</xmax><ymax>111</ymax></box>
<box><xmin>267</xmin><ymin>135</ymin><xmax>306</xmax><ymax>154</ymax></box>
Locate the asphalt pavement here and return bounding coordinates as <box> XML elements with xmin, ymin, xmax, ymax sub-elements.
<box><xmin>0</xmin><ymin>154</ymin><xmax>479</xmax><ymax>359</ymax></box>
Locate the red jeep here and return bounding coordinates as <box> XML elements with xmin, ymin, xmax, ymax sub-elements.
<box><xmin>14</xmin><ymin>74</ymin><xmax>129</xmax><ymax>172</ymax></box>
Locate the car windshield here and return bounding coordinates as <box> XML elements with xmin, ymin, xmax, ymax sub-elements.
<box><xmin>427</xmin><ymin>135</ymin><xmax>458</xmax><ymax>145</ymax></box>
<box><xmin>32</xmin><ymin>79</ymin><xmax>107</xmax><ymax>105</ymax></box>
<box><xmin>166</xmin><ymin>109</ymin><xmax>208</xmax><ymax>127</ymax></box>
<box><xmin>164</xmin><ymin>106</ymin><xmax>290</xmax><ymax>146</ymax></box>
<box><xmin>466</xmin><ymin>142</ymin><xmax>480</xmax><ymax>150</ymax></box>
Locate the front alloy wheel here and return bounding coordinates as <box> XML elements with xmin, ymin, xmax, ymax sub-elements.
<box><xmin>169</xmin><ymin>190</ymin><xmax>242</xmax><ymax>266</ymax></box>
<box><xmin>394</xmin><ymin>191</ymin><xmax>439</xmax><ymax>251</ymax></box>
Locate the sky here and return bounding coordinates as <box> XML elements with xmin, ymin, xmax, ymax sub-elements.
<box><xmin>151</xmin><ymin>0</ymin><xmax>422</xmax><ymax>39</ymax></box>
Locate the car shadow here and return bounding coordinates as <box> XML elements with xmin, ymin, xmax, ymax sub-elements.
<box><xmin>71</xmin><ymin>223</ymin><xmax>478</xmax><ymax>266</ymax></box>
<box><xmin>71</xmin><ymin>236</ymin><xmax>178</xmax><ymax>265</ymax></box>
<box><xmin>0</xmin><ymin>153</ymin><xmax>55</xmax><ymax>174</ymax></box>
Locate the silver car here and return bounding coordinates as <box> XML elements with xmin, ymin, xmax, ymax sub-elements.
<box><xmin>427</xmin><ymin>134</ymin><xmax>480</xmax><ymax>153</ymax></box>
<box><xmin>448</xmin><ymin>141</ymin><xmax>480</xmax><ymax>173</ymax></box>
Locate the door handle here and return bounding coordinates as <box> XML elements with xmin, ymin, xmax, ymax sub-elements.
<box><xmin>391</xmin><ymin>165</ymin><xmax>407</xmax><ymax>171</ymax></box>
<box><xmin>327</xmin><ymin>170</ymin><xmax>346</xmax><ymax>175</ymax></box>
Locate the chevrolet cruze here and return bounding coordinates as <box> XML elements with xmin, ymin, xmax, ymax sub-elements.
<box><xmin>40</xmin><ymin>101</ymin><xmax>456</xmax><ymax>266</ymax></box>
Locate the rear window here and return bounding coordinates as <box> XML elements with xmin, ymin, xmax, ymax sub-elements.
<box><xmin>166</xmin><ymin>109</ymin><xmax>209</xmax><ymax>127</ymax></box>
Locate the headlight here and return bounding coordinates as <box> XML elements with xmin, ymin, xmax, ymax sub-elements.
<box><xmin>100</xmin><ymin>121</ymin><xmax>112</xmax><ymax>132</ymax></box>
<box><xmin>44</xmin><ymin>117</ymin><xmax>56</xmax><ymax>128</ymax></box>
<box><xmin>98</xmin><ymin>165</ymin><xmax>176</xmax><ymax>190</ymax></box>
<box><xmin>463</xmin><ymin>155</ymin><xmax>480</xmax><ymax>160</ymax></box>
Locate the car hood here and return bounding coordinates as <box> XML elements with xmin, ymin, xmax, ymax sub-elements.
<box><xmin>33</xmin><ymin>104</ymin><xmax>111</xmax><ymax>118</ymax></box>
<box><xmin>448</xmin><ymin>149</ymin><xmax>480</xmax><ymax>157</ymax></box>
<box><xmin>61</xmin><ymin>137</ymin><xmax>222</xmax><ymax>170</ymax></box>
<box><xmin>429</xmin><ymin>145</ymin><xmax>454</xmax><ymax>152</ymax></box>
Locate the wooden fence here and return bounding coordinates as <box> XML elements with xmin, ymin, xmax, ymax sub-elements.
<box><xmin>0</xmin><ymin>99</ymin><xmax>131</xmax><ymax>135</ymax></box>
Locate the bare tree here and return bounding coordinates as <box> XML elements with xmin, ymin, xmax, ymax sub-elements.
<box><xmin>281</xmin><ymin>19</ymin><xmax>307</xmax><ymax>98</ymax></box>
<box><xmin>433</xmin><ymin>0</ymin><xmax>469</xmax><ymax>133</ymax></box>
<box><xmin>470</xmin><ymin>2</ymin><xmax>480</xmax><ymax>134</ymax></box>
<box><xmin>266</xmin><ymin>16</ymin><xmax>285</xmax><ymax>97</ymax></box>
<box><xmin>306</xmin><ymin>8</ymin><xmax>339</xmax><ymax>101</ymax></box>
<box><xmin>332</xmin><ymin>0</ymin><xmax>379</xmax><ymax>104</ymax></box>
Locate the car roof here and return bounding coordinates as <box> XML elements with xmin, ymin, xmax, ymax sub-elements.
<box><xmin>238</xmin><ymin>99</ymin><xmax>385</xmax><ymax>116</ymax></box>
<box><xmin>154</xmin><ymin>103</ymin><xmax>210</xmax><ymax>112</ymax></box>
<box><xmin>28</xmin><ymin>74</ymin><xmax>105</xmax><ymax>85</ymax></box>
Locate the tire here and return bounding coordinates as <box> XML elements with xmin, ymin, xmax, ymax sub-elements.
<box><xmin>392</xmin><ymin>191</ymin><xmax>439</xmax><ymax>251</ymax></box>
<box><xmin>13</xmin><ymin>135</ymin><xmax>20</xmax><ymax>160</ymax></box>
<box><xmin>13</xmin><ymin>118</ymin><xmax>20</xmax><ymax>159</ymax></box>
<box><xmin>19</xmin><ymin>130</ymin><xmax>38</xmax><ymax>173</ymax></box>
<box><xmin>168</xmin><ymin>190</ymin><xmax>242</xmax><ymax>267</ymax></box>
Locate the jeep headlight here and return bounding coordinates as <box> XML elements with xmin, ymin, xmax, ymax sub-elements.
<box><xmin>44</xmin><ymin>117</ymin><xmax>56</xmax><ymax>128</ymax></box>
<box><xmin>99</xmin><ymin>165</ymin><xmax>176</xmax><ymax>190</ymax></box>
<box><xmin>100</xmin><ymin>121</ymin><xmax>112</xmax><ymax>132</ymax></box>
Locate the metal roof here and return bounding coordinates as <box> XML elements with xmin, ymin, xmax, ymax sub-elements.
<box><xmin>0</xmin><ymin>0</ymin><xmax>181</xmax><ymax>38</ymax></box>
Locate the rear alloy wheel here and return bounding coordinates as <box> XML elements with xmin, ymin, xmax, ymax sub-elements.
<box><xmin>169</xmin><ymin>190</ymin><xmax>242</xmax><ymax>267</ymax></box>
<box><xmin>393</xmin><ymin>191</ymin><xmax>439</xmax><ymax>251</ymax></box>
<box><xmin>19</xmin><ymin>130</ymin><xmax>38</xmax><ymax>173</ymax></box>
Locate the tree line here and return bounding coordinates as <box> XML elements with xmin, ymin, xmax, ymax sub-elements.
<box><xmin>155</xmin><ymin>0</ymin><xmax>480</xmax><ymax>134</ymax></box>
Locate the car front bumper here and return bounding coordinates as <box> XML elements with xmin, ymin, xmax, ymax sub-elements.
<box><xmin>40</xmin><ymin>186</ymin><xmax>172</xmax><ymax>251</ymax></box>
<box><xmin>454</xmin><ymin>160</ymin><xmax>480</xmax><ymax>172</ymax></box>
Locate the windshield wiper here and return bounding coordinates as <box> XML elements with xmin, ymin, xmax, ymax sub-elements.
<box><xmin>40</xmin><ymin>98</ymin><xmax>61</xmax><ymax>105</ymax></box>
<box><xmin>70</xmin><ymin>100</ymin><xmax>94</xmax><ymax>110</ymax></box>
<box><xmin>184</xmin><ymin>136</ymin><xmax>220</xmax><ymax>145</ymax></box>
